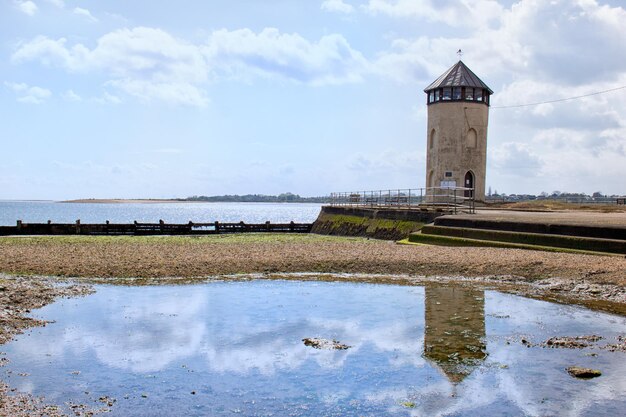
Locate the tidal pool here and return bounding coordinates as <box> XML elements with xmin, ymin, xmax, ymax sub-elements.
<box><xmin>2</xmin><ymin>280</ymin><xmax>625</xmax><ymax>416</ymax></box>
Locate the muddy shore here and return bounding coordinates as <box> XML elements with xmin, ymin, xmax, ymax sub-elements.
<box><xmin>0</xmin><ymin>276</ymin><xmax>95</xmax><ymax>416</ymax></box>
<box><xmin>0</xmin><ymin>234</ymin><xmax>624</xmax><ymax>310</ymax></box>
<box><xmin>0</xmin><ymin>233</ymin><xmax>624</xmax><ymax>415</ymax></box>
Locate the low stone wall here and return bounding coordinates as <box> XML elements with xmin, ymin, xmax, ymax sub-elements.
<box><xmin>420</xmin><ymin>225</ymin><xmax>626</xmax><ymax>254</ymax></box>
<box><xmin>311</xmin><ymin>206</ymin><xmax>442</xmax><ymax>240</ymax></box>
<box><xmin>434</xmin><ymin>217</ymin><xmax>626</xmax><ymax>240</ymax></box>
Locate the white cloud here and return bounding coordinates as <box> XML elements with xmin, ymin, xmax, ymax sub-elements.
<box><xmin>490</xmin><ymin>142</ymin><xmax>542</xmax><ymax>176</ymax></box>
<box><xmin>348</xmin><ymin>149</ymin><xmax>423</xmax><ymax>173</ymax></box>
<box><xmin>149</xmin><ymin>148</ymin><xmax>184</xmax><ymax>155</ymax></box>
<box><xmin>4</xmin><ymin>81</ymin><xmax>52</xmax><ymax>104</ymax></box>
<box><xmin>11</xmin><ymin>36</ymin><xmax>88</xmax><ymax>69</ymax></box>
<box><xmin>371</xmin><ymin>0</ymin><xmax>626</xmax><ymax>88</ymax></box>
<box><xmin>12</xmin><ymin>27</ymin><xmax>209</xmax><ymax>106</ymax></box>
<box><xmin>44</xmin><ymin>0</ymin><xmax>64</xmax><ymax>7</ymax></box>
<box><xmin>321</xmin><ymin>0</ymin><xmax>354</xmax><ymax>14</ymax></box>
<box><xmin>13</xmin><ymin>0</ymin><xmax>38</xmax><ymax>16</ymax></box>
<box><xmin>533</xmin><ymin>128</ymin><xmax>626</xmax><ymax>184</ymax></box>
<box><xmin>95</xmin><ymin>92</ymin><xmax>122</xmax><ymax>105</ymax></box>
<box><xmin>488</xmin><ymin>75</ymin><xmax>626</xmax><ymax>193</ymax></box>
<box><xmin>104</xmin><ymin>11</ymin><xmax>129</xmax><ymax>23</ymax></box>
<box><xmin>12</xmin><ymin>26</ymin><xmax>369</xmax><ymax>106</ymax></box>
<box><xmin>345</xmin><ymin>149</ymin><xmax>425</xmax><ymax>189</ymax></box>
<box><xmin>372</xmin><ymin>29</ymin><xmax>529</xmax><ymax>85</ymax></box>
<box><xmin>106</xmin><ymin>79</ymin><xmax>209</xmax><ymax>107</ymax></box>
<box><xmin>363</xmin><ymin>0</ymin><xmax>504</xmax><ymax>28</ymax></box>
<box><xmin>204</xmin><ymin>28</ymin><xmax>368</xmax><ymax>85</ymax></box>
<box><xmin>73</xmin><ymin>7</ymin><xmax>98</xmax><ymax>22</ymax></box>
<box><xmin>492</xmin><ymin>75</ymin><xmax>626</xmax><ymax>143</ymax></box>
<box><xmin>489</xmin><ymin>0</ymin><xmax>626</xmax><ymax>85</ymax></box>
<box><xmin>62</xmin><ymin>89</ymin><xmax>81</xmax><ymax>101</ymax></box>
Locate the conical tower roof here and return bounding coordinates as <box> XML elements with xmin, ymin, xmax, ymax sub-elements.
<box><xmin>424</xmin><ymin>61</ymin><xmax>493</xmax><ymax>94</ymax></box>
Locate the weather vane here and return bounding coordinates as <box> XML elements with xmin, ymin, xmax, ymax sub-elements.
<box><xmin>457</xmin><ymin>49</ymin><xmax>463</xmax><ymax>59</ymax></box>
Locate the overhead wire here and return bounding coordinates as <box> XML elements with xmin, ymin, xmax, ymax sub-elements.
<box><xmin>490</xmin><ymin>84</ymin><xmax>626</xmax><ymax>109</ymax></box>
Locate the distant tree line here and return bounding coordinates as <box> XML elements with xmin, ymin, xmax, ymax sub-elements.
<box><xmin>183</xmin><ymin>192</ymin><xmax>330</xmax><ymax>203</ymax></box>
<box><xmin>486</xmin><ymin>189</ymin><xmax>623</xmax><ymax>203</ymax></box>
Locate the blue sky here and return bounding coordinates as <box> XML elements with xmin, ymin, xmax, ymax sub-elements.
<box><xmin>1</xmin><ymin>0</ymin><xmax>625</xmax><ymax>199</ymax></box>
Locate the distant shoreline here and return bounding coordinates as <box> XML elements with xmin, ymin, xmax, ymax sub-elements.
<box><xmin>61</xmin><ymin>199</ymin><xmax>187</xmax><ymax>204</ymax></box>
<box><xmin>60</xmin><ymin>199</ymin><xmax>323</xmax><ymax>204</ymax></box>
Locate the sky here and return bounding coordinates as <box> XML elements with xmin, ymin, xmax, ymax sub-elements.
<box><xmin>1</xmin><ymin>0</ymin><xmax>626</xmax><ymax>200</ymax></box>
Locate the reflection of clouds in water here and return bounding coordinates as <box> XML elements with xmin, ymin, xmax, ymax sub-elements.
<box><xmin>421</xmin><ymin>373</ymin><xmax>500</xmax><ymax>417</ymax></box>
<box><xmin>320</xmin><ymin>389</ymin><xmax>352</xmax><ymax>405</ymax></box>
<box><xmin>202</xmin><ymin>316</ymin><xmax>424</xmax><ymax>375</ymax></box>
<box><xmin>565</xmin><ymin>374</ymin><xmax>626</xmax><ymax>417</ymax></box>
<box><xmin>191</xmin><ymin>283</ymin><xmax>426</xmax><ymax>375</ymax></box>
<box><xmin>316</xmin><ymin>318</ymin><xmax>425</xmax><ymax>366</ymax></box>
<box><xmin>360</xmin><ymin>290</ymin><xmax>626</xmax><ymax>417</ymax></box>
<box><xmin>75</xmin><ymin>322</ymin><xmax>205</xmax><ymax>373</ymax></box>
<box><xmin>81</xmin><ymin>291</ymin><xmax>208</xmax><ymax>373</ymax></box>
<box><xmin>17</xmin><ymin>283</ymin><xmax>426</xmax><ymax>378</ymax></box>
<box><xmin>491</xmin><ymin>344</ymin><xmax>626</xmax><ymax>417</ymax></box>
<box><xmin>8</xmin><ymin>282</ymin><xmax>625</xmax><ymax>416</ymax></box>
<box><xmin>364</xmin><ymin>375</ymin><xmax>500</xmax><ymax>417</ymax></box>
<box><xmin>485</xmin><ymin>291</ymin><xmax>626</xmax><ymax>417</ymax></box>
<box><xmin>308</xmin><ymin>318</ymin><xmax>425</xmax><ymax>369</ymax></box>
<box><xmin>485</xmin><ymin>291</ymin><xmax>622</xmax><ymax>335</ymax></box>
<box><xmin>18</xmin><ymin>289</ymin><xmax>208</xmax><ymax>373</ymax></box>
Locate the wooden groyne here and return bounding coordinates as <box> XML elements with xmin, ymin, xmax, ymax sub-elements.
<box><xmin>0</xmin><ymin>220</ymin><xmax>313</xmax><ymax>236</ymax></box>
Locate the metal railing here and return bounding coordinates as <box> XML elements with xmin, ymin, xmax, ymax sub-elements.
<box><xmin>329</xmin><ymin>187</ymin><xmax>475</xmax><ymax>214</ymax></box>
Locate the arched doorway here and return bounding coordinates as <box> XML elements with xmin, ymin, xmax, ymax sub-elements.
<box><xmin>464</xmin><ymin>171</ymin><xmax>474</xmax><ymax>198</ymax></box>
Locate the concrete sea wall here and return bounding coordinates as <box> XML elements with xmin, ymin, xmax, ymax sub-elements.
<box><xmin>311</xmin><ymin>206</ymin><xmax>442</xmax><ymax>240</ymax></box>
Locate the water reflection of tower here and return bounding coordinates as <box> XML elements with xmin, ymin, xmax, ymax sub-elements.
<box><xmin>423</xmin><ymin>285</ymin><xmax>487</xmax><ymax>383</ymax></box>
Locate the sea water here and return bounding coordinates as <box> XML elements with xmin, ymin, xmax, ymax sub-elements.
<box><xmin>0</xmin><ymin>201</ymin><xmax>322</xmax><ymax>226</ymax></box>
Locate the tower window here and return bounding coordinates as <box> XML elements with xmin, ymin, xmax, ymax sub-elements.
<box><xmin>429</xmin><ymin>129</ymin><xmax>436</xmax><ymax>149</ymax></box>
<box><xmin>466</xmin><ymin>128</ymin><xmax>477</xmax><ymax>148</ymax></box>
<box><xmin>442</xmin><ymin>88</ymin><xmax>452</xmax><ymax>100</ymax></box>
<box><xmin>453</xmin><ymin>87</ymin><xmax>461</xmax><ymax>100</ymax></box>
<box><xmin>429</xmin><ymin>91</ymin><xmax>435</xmax><ymax>103</ymax></box>
<box><xmin>465</xmin><ymin>88</ymin><xmax>474</xmax><ymax>101</ymax></box>
<box><xmin>475</xmin><ymin>89</ymin><xmax>483</xmax><ymax>102</ymax></box>
<box><xmin>445</xmin><ymin>171</ymin><xmax>453</xmax><ymax>178</ymax></box>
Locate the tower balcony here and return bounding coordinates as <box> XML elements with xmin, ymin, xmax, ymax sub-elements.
<box><xmin>427</xmin><ymin>87</ymin><xmax>490</xmax><ymax>106</ymax></box>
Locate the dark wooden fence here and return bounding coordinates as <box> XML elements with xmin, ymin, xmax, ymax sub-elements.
<box><xmin>0</xmin><ymin>220</ymin><xmax>312</xmax><ymax>236</ymax></box>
